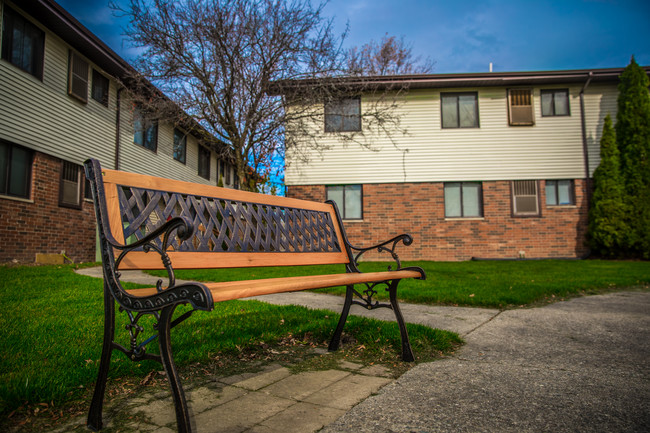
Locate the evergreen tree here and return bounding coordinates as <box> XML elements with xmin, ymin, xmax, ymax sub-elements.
<box><xmin>616</xmin><ymin>57</ymin><xmax>650</xmax><ymax>258</ymax></box>
<box><xmin>588</xmin><ymin>115</ymin><xmax>628</xmax><ymax>257</ymax></box>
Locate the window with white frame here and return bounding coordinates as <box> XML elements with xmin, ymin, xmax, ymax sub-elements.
<box><xmin>1</xmin><ymin>6</ymin><xmax>45</xmax><ymax>79</ymax></box>
<box><xmin>0</xmin><ymin>141</ymin><xmax>33</xmax><ymax>199</ymax></box>
<box><xmin>324</xmin><ymin>98</ymin><xmax>361</xmax><ymax>132</ymax></box>
<box><xmin>133</xmin><ymin>107</ymin><xmax>158</xmax><ymax>151</ymax></box>
<box><xmin>441</xmin><ymin>92</ymin><xmax>479</xmax><ymax>128</ymax></box>
<box><xmin>512</xmin><ymin>180</ymin><xmax>540</xmax><ymax>216</ymax></box>
<box><xmin>173</xmin><ymin>129</ymin><xmax>187</xmax><ymax>164</ymax></box>
<box><xmin>541</xmin><ymin>89</ymin><xmax>570</xmax><ymax>116</ymax></box>
<box><xmin>444</xmin><ymin>182</ymin><xmax>483</xmax><ymax>218</ymax></box>
<box><xmin>546</xmin><ymin>180</ymin><xmax>574</xmax><ymax>206</ymax></box>
<box><xmin>91</xmin><ymin>69</ymin><xmax>109</xmax><ymax>106</ymax></box>
<box><xmin>198</xmin><ymin>146</ymin><xmax>210</xmax><ymax>179</ymax></box>
<box><xmin>326</xmin><ymin>185</ymin><xmax>362</xmax><ymax>219</ymax></box>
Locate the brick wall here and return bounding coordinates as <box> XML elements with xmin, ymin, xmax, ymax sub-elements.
<box><xmin>0</xmin><ymin>152</ymin><xmax>96</xmax><ymax>263</ymax></box>
<box><xmin>287</xmin><ymin>180</ymin><xmax>589</xmax><ymax>261</ymax></box>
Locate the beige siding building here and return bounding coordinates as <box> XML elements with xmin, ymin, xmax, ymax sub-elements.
<box><xmin>0</xmin><ymin>0</ymin><xmax>237</xmax><ymax>263</ymax></box>
<box><xmin>282</xmin><ymin>69</ymin><xmax>646</xmax><ymax>261</ymax></box>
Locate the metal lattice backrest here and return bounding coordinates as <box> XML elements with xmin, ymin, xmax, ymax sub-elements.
<box><xmin>118</xmin><ymin>186</ymin><xmax>342</xmax><ymax>254</ymax></box>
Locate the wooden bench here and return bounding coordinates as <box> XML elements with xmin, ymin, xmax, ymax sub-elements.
<box><xmin>83</xmin><ymin>158</ymin><xmax>425</xmax><ymax>432</ymax></box>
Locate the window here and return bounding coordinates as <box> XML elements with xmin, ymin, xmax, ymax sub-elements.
<box><xmin>546</xmin><ymin>180</ymin><xmax>574</xmax><ymax>206</ymax></box>
<box><xmin>84</xmin><ymin>178</ymin><xmax>93</xmax><ymax>200</ymax></box>
<box><xmin>218</xmin><ymin>160</ymin><xmax>225</xmax><ymax>185</ymax></box>
<box><xmin>68</xmin><ymin>51</ymin><xmax>89</xmax><ymax>102</ymax></box>
<box><xmin>444</xmin><ymin>182</ymin><xmax>483</xmax><ymax>218</ymax></box>
<box><xmin>0</xmin><ymin>141</ymin><xmax>32</xmax><ymax>199</ymax></box>
<box><xmin>173</xmin><ymin>129</ymin><xmax>187</xmax><ymax>164</ymax></box>
<box><xmin>198</xmin><ymin>146</ymin><xmax>210</xmax><ymax>179</ymax></box>
<box><xmin>512</xmin><ymin>180</ymin><xmax>540</xmax><ymax>216</ymax></box>
<box><xmin>91</xmin><ymin>69</ymin><xmax>109</xmax><ymax>106</ymax></box>
<box><xmin>59</xmin><ymin>161</ymin><xmax>83</xmax><ymax>208</ymax></box>
<box><xmin>133</xmin><ymin>107</ymin><xmax>158</xmax><ymax>151</ymax></box>
<box><xmin>325</xmin><ymin>98</ymin><xmax>361</xmax><ymax>132</ymax></box>
<box><xmin>541</xmin><ymin>89</ymin><xmax>570</xmax><ymax>116</ymax></box>
<box><xmin>441</xmin><ymin>92</ymin><xmax>479</xmax><ymax>128</ymax></box>
<box><xmin>1</xmin><ymin>6</ymin><xmax>45</xmax><ymax>79</ymax></box>
<box><xmin>225</xmin><ymin>163</ymin><xmax>231</xmax><ymax>185</ymax></box>
<box><xmin>326</xmin><ymin>185</ymin><xmax>362</xmax><ymax>219</ymax></box>
<box><xmin>508</xmin><ymin>89</ymin><xmax>534</xmax><ymax>126</ymax></box>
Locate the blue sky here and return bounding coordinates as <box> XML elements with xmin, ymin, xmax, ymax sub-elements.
<box><xmin>58</xmin><ymin>0</ymin><xmax>650</xmax><ymax>73</ymax></box>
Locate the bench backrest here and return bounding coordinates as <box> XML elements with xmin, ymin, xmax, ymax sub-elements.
<box><xmin>85</xmin><ymin>159</ymin><xmax>350</xmax><ymax>270</ymax></box>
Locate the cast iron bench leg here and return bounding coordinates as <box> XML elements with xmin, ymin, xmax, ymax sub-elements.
<box><xmin>389</xmin><ymin>280</ymin><xmax>415</xmax><ymax>362</ymax></box>
<box><xmin>328</xmin><ymin>285</ymin><xmax>354</xmax><ymax>352</ymax></box>
<box><xmin>158</xmin><ymin>304</ymin><xmax>192</xmax><ymax>433</ymax></box>
<box><xmin>87</xmin><ymin>282</ymin><xmax>116</xmax><ymax>431</ymax></box>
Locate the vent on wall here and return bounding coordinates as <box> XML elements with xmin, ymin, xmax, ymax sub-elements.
<box><xmin>508</xmin><ymin>89</ymin><xmax>534</xmax><ymax>126</ymax></box>
<box><xmin>512</xmin><ymin>180</ymin><xmax>539</xmax><ymax>216</ymax></box>
<box><xmin>68</xmin><ymin>51</ymin><xmax>89</xmax><ymax>103</ymax></box>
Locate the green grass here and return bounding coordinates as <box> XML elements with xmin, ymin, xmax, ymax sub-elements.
<box><xmin>0</xmin><ymin>264</ymin><xmax>459</xmax><ymax>419</ymax></box>
<box><xmin>148</xmin><ymin>259</ymin><xmax>650</xmax><ymax>308</ymax></box>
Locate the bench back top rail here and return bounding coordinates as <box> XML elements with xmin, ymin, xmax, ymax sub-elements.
<box><xmin>87</xmin><ymin>160</ymin><xmax>350</xmax><ymax>270</ymax></box>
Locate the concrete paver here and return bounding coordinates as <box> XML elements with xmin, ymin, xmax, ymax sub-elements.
<box><xmin>262</xmin><ymin>369</ymin><xmax>350</xmax><ymax>401</ymax></box>
<box><xmin>303</xmin><ymin>374</ymin><xmax>392</xmax><ymax>409</ymax></box>
<box><xmin>245</xmin><ymin>402</ymin><xmax>346</xmax><ymax>433</ymax></box>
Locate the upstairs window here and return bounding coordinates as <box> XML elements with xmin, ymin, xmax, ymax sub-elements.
<box><xmin>1</xmin><ymin>6</ymin><xmax>45</xmax><ymax>79</ymax></box>
<box><xmin>91</xmin><ymin>69</ymin><xmax>109</xmax><ymax>106</ymax></box>
<box><xmin>133</xmin><ymin>107</ymin><xmax>158</xmax><ymax>152</ymax></box>
<box><xmin>59</xmin><ymin>161</ymin><xmax>82</xmax><ymax>209</ymax></box>
<box><xmin>173</xmin><ymin>128</ymin><xmax>187</xmax><ymax>164</ymax></box>
<box><xmin>546</xmin><ymin>180</ymin><xmax>574</xmax><ymax>206</ymax></box>
<box><xmin>68</xmin><ymin>51</ymin><xmax>89</xmax><ymax>103</ymax></box>
<box><xmin>325</xmin><ymin>98</ymin><xmax>361</xmax><ymax>132</ymax></box>
<box><xmin>512</xmin><ymin>180</ymin><xmax>540</xmax><ymax>216</ymax></box>
<box><xmin>326</xmin><ymin>185</ymin><xmax>362</xmax><ymax>219</ymax></box>
<box><xmin>0</xmin><ymin>141</ymin><xmax>33</xmax><ymax>199</ymax></box>
<box><xmin>225</xmin><ymin>163</ymin><xmax>231</xmax><ymax>185</ymax></box>
<box><xmin>218</xmin><ymin>160</ymin><xmax>225</xmax><ymax>185</ymax></box>
<box><xmin>441</xmin><ymin>92</ymin><xmax>479</xmax><ymax>128</ymax></box>
<box><xmin>541</xmin><ymin>89</ymin><xmax>570</xmax><ymax>116</ymax></box>
<box><xmin>508</xmin><ymin>89</ymin><xmax>534</xmax><ymax>126</ymax></box>
<box><xmin>198</xmin><ymin>146</ymin><xmax>210</xmax><ymax>179</ymax></box>
<box><xmin>444</xmin><ymin>182</ymin><xmax>483</xmax><ymax>218</ymax></box>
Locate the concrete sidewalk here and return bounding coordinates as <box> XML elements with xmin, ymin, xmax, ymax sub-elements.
<box><xmin>72</xmin><ymin>268</ymin><xmax>650</xmax><ymax>432</ymax></box>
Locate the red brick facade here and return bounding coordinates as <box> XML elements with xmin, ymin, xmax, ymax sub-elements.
<box><xmin>0</xmin><ymin>152</ymin><xmax>96</xmax><ymax>263</ymax></box>
<box><xmin>288</xmin><ymin>180</ymin><xmax>590</xmax><ymax>261</ymax></box>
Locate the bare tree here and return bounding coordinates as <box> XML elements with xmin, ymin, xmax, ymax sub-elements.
<box><xmin>346</xmin><ymin>34</ymin><xmax>435</xmax><ymax>76</ymax></box>
<box><xmin>115</xmin><ymin>0</ymin><xmax>433</xmax><ymax>191</ymax></box>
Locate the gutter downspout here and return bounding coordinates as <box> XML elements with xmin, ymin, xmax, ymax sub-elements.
<box><xmin>579</xmin><ymin>72</ymin><xmax>593</xmax><ymax>207</ymax></box>
<box><xmin>114</xmin><ymin>87</ymin><xmax>124</xmax><ymax>170</ymax></box>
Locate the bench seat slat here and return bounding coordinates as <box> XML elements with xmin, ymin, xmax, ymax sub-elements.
<box><xmin>125</xmin><ymin>270</ymin><xmax>421</xmax><ymax>302</ymax></box>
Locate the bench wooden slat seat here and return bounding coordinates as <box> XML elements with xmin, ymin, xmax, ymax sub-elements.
<box><xmin>126</xmin><ymin>270</ymin><xmax>423</xmax><ymax>302</ymax></box>
<box><xmin>83</xmin><ymin>158</ymin><xmax>426</xmax><ymax>433</ymax></box>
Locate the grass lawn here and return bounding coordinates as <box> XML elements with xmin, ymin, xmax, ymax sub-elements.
<box><xmin>0</xmin><ymin>264</ymin><xmax>459</xmax><ymax>424</ymax></box>
<box><xmin>149</xmin><ymin>259</ymin><xmax>650</xmax><ymax>308</ymax></box>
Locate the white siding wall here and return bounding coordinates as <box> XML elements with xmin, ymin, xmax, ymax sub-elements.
<box><xmin>583</xmin><ymin>83</ymin><xmax>618</xmax><ymax>177</ymax></box>
<box><xmin>1</xmin><ymin>1</ymin><xmax>234</xmax><ymax>188</ymax></box>
<box><xmin>286</xmin><ymin>83</ymin><xmax>618</xmax><ymax>185</ymax></box>
<box><xmin>0</xmin><ymin>1</ymin><xmax>115</xmax><ymax>167</ymax></box>
<box><xmin>118</xmin><ymin>97</ymin><xmax>234</xmax><ymax>187</ymax></box>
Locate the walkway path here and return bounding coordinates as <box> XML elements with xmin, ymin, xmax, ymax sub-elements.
<box><xmin>71</xmin><ymin>268</ymin><xmax>649</xmax><ymax>432</ymax></box>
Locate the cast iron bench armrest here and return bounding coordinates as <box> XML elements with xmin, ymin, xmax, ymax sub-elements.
<box><xmin>346</xmin><ymin>234</ymin><xmax>425</xmax><ymax>278</ymax></box>
<box><xmin>102</xmin><ymin>216</ymin><xmax>214</xmax><ymax>313</ymax></box>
